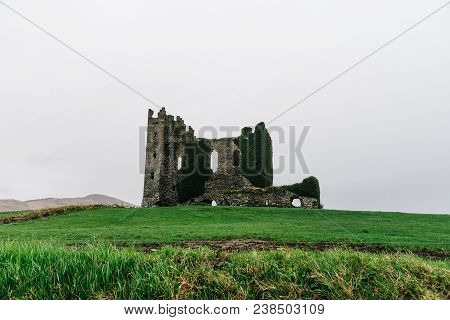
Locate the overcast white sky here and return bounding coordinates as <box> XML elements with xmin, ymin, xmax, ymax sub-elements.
<box><xmin>0</xmin><ymin>0</ymin><xmax>449</xmax><ymax>213</ymax></box>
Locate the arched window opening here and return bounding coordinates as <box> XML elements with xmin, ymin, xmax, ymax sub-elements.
<box><xmin>232</xmin><ymin>149</ymin><xmax>241</xmax><ymax>167</ymax></box>
<box><xmin>150</xmin><ymin>171</ymin><xmax>155</xmax><ymax>180</ymax></box>
<box><xmin>177</xmin><ymin>157</ymin><xmax>182</xmax><ymax>170</ymax></box>
<box><xmin>153</xmin><ymin>152</ymin><xmax>157</xmax><ymax>159</ymax></box>
<box><xmin>211</xmin><ymin>150</ymin><xmax>219</xmax><ymax>173</ymax></box>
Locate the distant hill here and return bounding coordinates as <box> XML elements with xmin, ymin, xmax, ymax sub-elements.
<box><xmin>0</xmin><ymin>194</ymin><xmax>135</xmax><ymax>212</ymax></box>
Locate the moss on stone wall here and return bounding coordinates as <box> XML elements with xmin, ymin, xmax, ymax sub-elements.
<box><xmin>234</xmin><ymin>122</ymin><xmax>273</xmax><ymax>188</ymax></box>
<box><xmin>223</xmin><ymin>177</ymin><xmax>320</xmax><ymax>205</ymax></box>
<box><xmin>282</xmin><ymin>176</ymin><xmax>321</xmax><ymax>203</ymax></box>
<box><xmin>177</xmin><ymin>139</ymin><xmax>213</xmax><ymax>202</ymax></box>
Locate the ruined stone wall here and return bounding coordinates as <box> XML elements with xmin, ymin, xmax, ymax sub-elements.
<box><xmin>142</xmin><ymin>108</ymin><xmax>193</xmax><ymax>207</ymax></box>
<box><xmin>202</xmin><ymin>138</ymin><xmax>253</xmax><ymax>195</ymax></box>
<box><xmin>142</xmin><ymin>108</ymin><xmax>319</xmax><ymax>209</ymax></box>
<box><xmin>192</xmin><ymin>187</ymin><xmax>319</xmax><ymax>209</ymax></box>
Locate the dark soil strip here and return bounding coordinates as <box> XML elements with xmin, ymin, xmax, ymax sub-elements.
<box><xmin>0</xmin><ymin>205</ymin><xmax>113</xmax><ymax>225</ymax></box>
<box><xmin>138</xmin><ymin>238</ymin><xmax>449</xmax><ymax>260</ymax></box>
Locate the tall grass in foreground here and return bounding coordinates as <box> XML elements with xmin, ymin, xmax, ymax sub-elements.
<box><xmin>0</xmin><ymin>242</ymin><xmax>448</xmax><ymax>300</ymax></box>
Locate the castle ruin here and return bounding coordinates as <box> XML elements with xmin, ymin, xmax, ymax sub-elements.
<box><xmin>142</xmin><ymin>108</ymin><xmax>320</xmax><ymax>209</ymax></box>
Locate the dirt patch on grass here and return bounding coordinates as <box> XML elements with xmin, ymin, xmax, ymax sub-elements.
<box><xmin>139</xmin><ymin>238</ymin><xmax>449</xmax><ymax>260</ymax></box>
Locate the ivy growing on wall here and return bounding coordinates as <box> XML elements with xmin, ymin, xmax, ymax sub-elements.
<box><xmin>283</xmin><ymin>176</ymin><xmax>321</xmax><ymax>203</ymax></box>
<box><xmin>176</xmin><ymin>139</ymin><xmax>213</xmax><ymax>202</ymax></box>
<box><xmin>233</xmin><ymin>122</ymin><xmax>273</xmax><ymax>188</ymax></box>
<box><xmin>177</xmin><ymin>122</ymin><xmax>275</xmax><ymax>202</ymax></box>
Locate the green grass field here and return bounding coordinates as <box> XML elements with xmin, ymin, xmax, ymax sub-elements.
<box><xmin>0</xmin><ymin>242</ymin><xmax>448</xmax><ymax>300</ymax></box>
<box><xmin>0</xmin><ymin>206</ymin><xmax>448</xmax><ymax>299</ymax></box>
<box><xmin>0</xmin><ymin>206</ymin><xmax>448</xmax><ymax>249</ymax></box>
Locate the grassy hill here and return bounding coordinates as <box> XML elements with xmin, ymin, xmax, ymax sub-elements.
<box><xmin>0</xmin><ymin>206</ymin><xmax>448</xmax><ymax>249</ymax></box>
<box><xmin>1</xmin><ymin>206</ymin><xmax>448</xmax><ymax>299</ymax></box>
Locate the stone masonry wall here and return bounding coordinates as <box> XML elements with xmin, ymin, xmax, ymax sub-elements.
<box><xmin>193</xmin><ymin>187</ymin><xmax>320</xmax><ymax>209</ymax></box>
<box><xmin>142</xmin><ymin>108</ymin><xmax>194</xmax><ymax>207</ymax></box>
<box><xmin>202</xmin><ymin>138</ymin><xmax>254</xmax><ymax>196</ymax></box>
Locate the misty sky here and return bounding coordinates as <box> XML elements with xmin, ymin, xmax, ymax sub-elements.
<box><xmin>1</xmin><ymin>0</ymin><xmax>449</xmax><ymax>213</ymax></box>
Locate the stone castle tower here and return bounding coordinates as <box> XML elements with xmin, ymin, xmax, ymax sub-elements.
<box><xmin>141</xmin><ymin>108</ymin><xmax>194</xmax><ymax>207</ymax></box>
